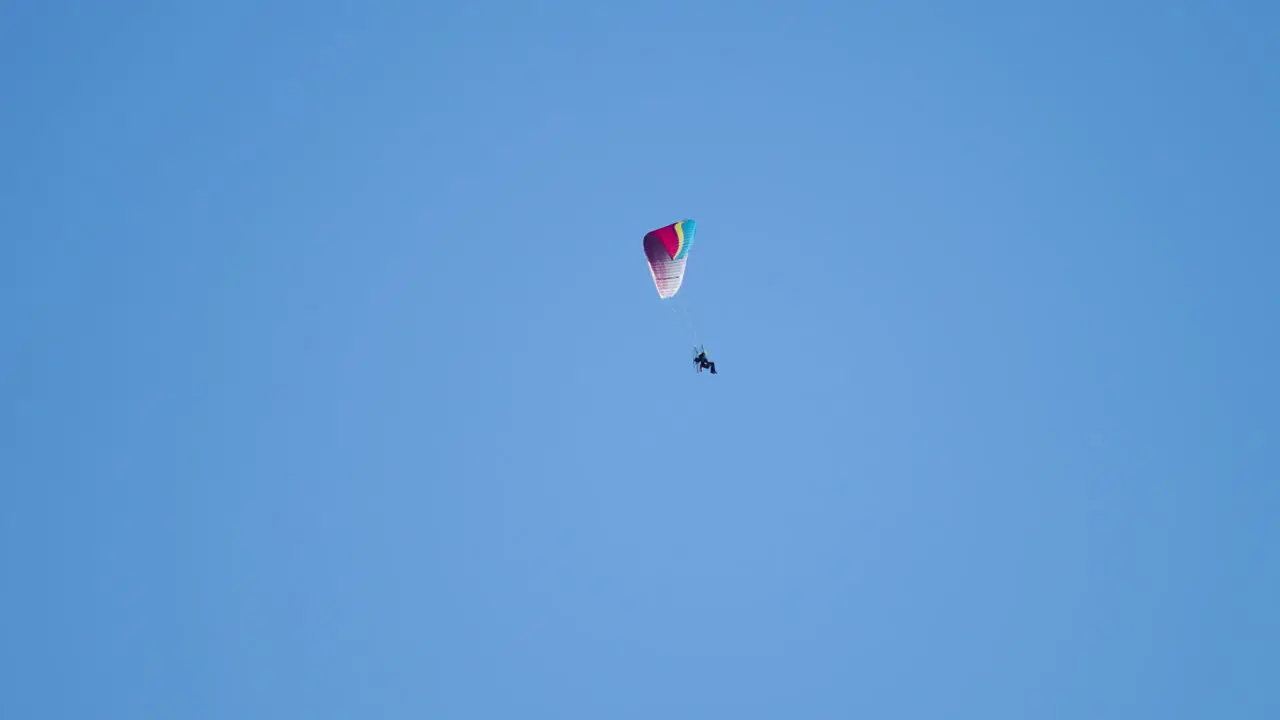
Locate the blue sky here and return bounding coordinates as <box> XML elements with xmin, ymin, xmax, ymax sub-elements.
<box><xmin>3</xmin><ymin>1</ymin><xmax>1278</xmax><ymax>717</ymax></box>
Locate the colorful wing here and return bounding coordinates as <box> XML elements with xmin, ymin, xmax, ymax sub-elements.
<box><xmin>642</xmin><ymin>219</ymin><xmax>696</xmax><ymax>299</ymax></box>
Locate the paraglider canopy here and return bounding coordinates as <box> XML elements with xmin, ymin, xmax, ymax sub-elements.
<box><xmin>643</xmin><ymin>219</ymin><xmax>696</xmax><ymax>298</ymax></box>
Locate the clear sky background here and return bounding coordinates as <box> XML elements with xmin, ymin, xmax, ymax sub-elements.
<box><xmin>3</xmin><ymin>1</ymin><xmax>1278</xmax><ymax>718</ymax></box>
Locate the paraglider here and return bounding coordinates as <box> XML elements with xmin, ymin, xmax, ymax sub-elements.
<box><xmin>642</xmin><ymin>219</ymin><xmax>696</xmax><ymax>299</ymax></box>
<box><xmin>693</xmin><ymin>346</ymin><xmax>717</xmax><ymax>374</ymax></box>
<box><xmin>644</xmin><ymin>219</ymin><xmax>719</xmax><ymax>375</ymax></box>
